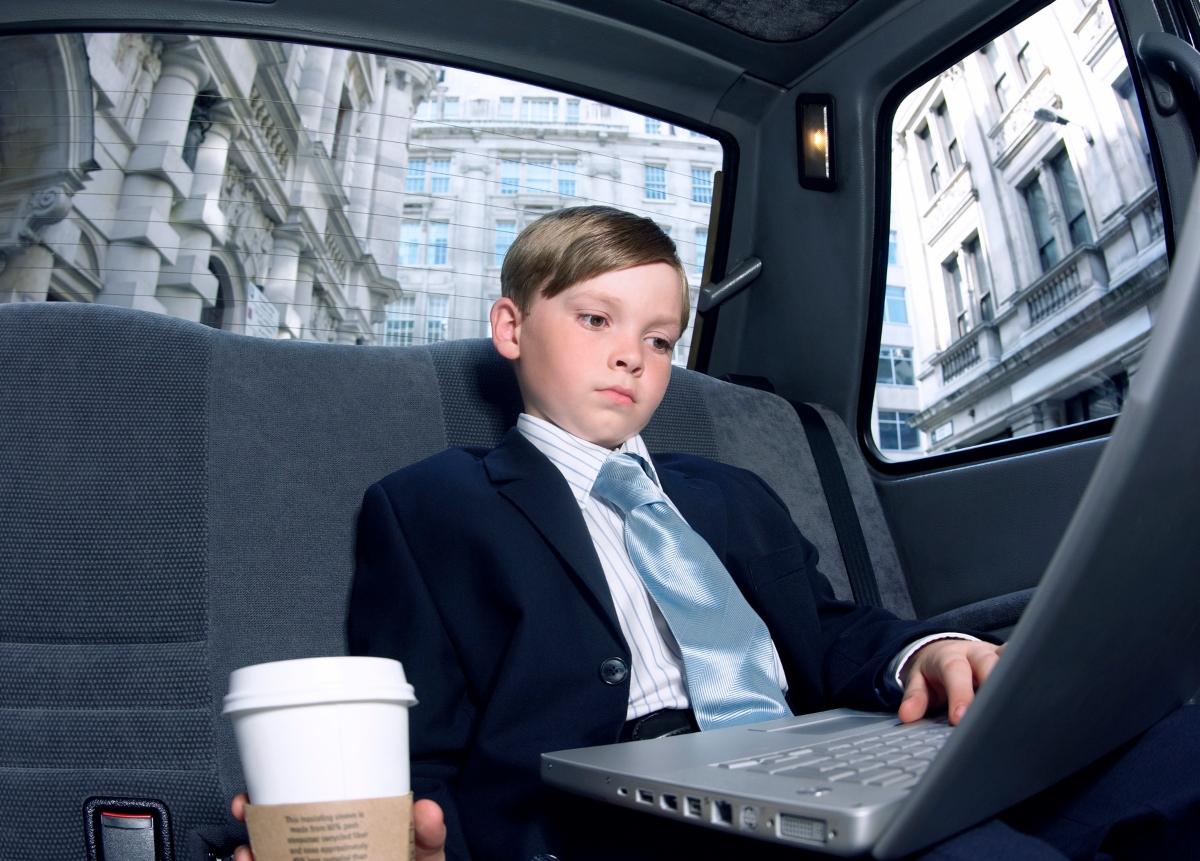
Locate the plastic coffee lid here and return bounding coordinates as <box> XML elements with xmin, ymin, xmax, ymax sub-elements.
<box><xmin>222</xmin><ymin>656</ymin><xmax>417</xmax><ymax>714</ymax></box>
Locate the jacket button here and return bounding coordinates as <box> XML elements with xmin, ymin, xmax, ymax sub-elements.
<box><xmin>599</xmin><ymin>657</ymin><xmax>628</xmax><ymax>685</ymax></box>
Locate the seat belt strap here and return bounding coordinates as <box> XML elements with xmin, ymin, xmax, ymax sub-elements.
<box><xmin>791</xmin><ymin>402</ymin><xmax>884</xmax><ymax>608</ymax></box>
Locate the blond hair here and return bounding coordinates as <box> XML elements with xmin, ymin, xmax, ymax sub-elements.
<box><xmin>500</xmin><ymin>206</ymin><xmax>690</xmax><ymax>332</ymax></box>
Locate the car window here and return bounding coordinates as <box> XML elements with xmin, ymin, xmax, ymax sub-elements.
<box><xmin>872</xmin><ymin>0</ymin><xmax>1164</xmax><ymax>460</ymax></box>
<box><xmin>0</xmin><ymin>34</ymin><xmax>721</xmax><ymax>365</ymax></box>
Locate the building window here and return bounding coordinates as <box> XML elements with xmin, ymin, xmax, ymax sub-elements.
<box><xmin>1049</xmin><ymin>150</ymin><xmax>1092</xmax><ymax>247</ymax></box>
<box><xmin>877</xmin><ymin>346</ymin><xmax>915</xmax><ymax>386</ymax></box>
<box><xmin>521</xmin><ymin>97</ymin><xmax>557</xmax><ymax>122</ymax></box>
<box><xmin>500</xmin><ymin>159</ymin><xmax>520</xmax><ymax>194</ymax></box>
<box><xmin>982</xmin><ymin>43</ymin><xmax>1013</xmax><ymax>112</ymax></box>
<box><xmin>916</xmin><ymin>125</ymin><xmax>940</xmax><ymax>194</ymax></box>
<box><xmin>1016</xmin><ymin>41</ymin><xmax>1040</xmax><ymax>83</ymax></box>
<box><xmin>887</xmin><ymin>230</ymin><xmax>899</xmax><ymax>266</ymax></box>
<box><xmin>494</xmin><ymin>220</ymin><xmax>517</xmax><ymax>265</ymax></box>
<box><xmin>933</xmin><ymin>102</ymin><xmax>961</xmax><ymax>171</ymax></box>
<box><xmin>527</xmin><ymin>159</ymin><xmax>553</xmax><ymax>192</ymax></box>
<box><xmin>431</xmin><ymin>158</ymin><xmax>451</xmax><ymax>194</ymax></box>
<box><xmin>645</xmin><ymin>164</ymin><xmax>667</xmax><ymax>200</ymax></box>
<box><xmin>399</xmin><ymin>220</ymin><xmax>422</xmax><ymax>266</ymax></box>
<box><xmin>691</xmin><ymin>167</ymin><xmax>713</xmax><ymax>203</ymax></box>
<box><xmin>498</xmin><ymin>97</ymin><xmax>514</xmax><ymax>119</ymax></box>
<box><xmin>426</xmin><ymin>295</ymin><xmax>448</xmax><ymax>343</ymax></box>
<box><xmin>878</xmin><ymin>410</ymin><xmax>920</xmax><ymax>451</ymax></box>
<box><xmin>566</xmin><ymin>99</ymin><xmax>580</xmax><ymax>123</ymax></box>
<box><xmin>383</xmin><ymin>296</ymin><xmax>416</xmax><ymax>346</ymax></box>
<box><xmin>558</xmin><ymin>161</ymin><xmax>577</xmax><ymax>196</ymax></box>
<box><xmin>405</xmin><ymin>158</ymin><xmax>426</xmax><ymax>193</ymax></box>
<box><xmin>694</xmin><ymin>227</ymin><xmax>708</xmax><ymax>273</ymax></box>
<box><xmin>943</xmin><ymin>257</ymin><xmax>971</xmax><ymax>337</ymax></box>
<box><xmin>883</xmin><ymin>285</ymin><xmax>908</xmax><ymax>324</ymax></box>
<box><xmin>1115</xmin><ymin>74</ymin><xmax>1152</xmax><ymax>173</ymax></box>
<box><xmin>415</xmin><ymin>100</ymin><xmax>433</xmax><ymax>120</ymax></box>
<box><xmin>442</xmin><ymin>97</ymin><xmax>459</xmax><ymax>119</ymax></box>
<box><xmin>644</xmin><ymin>117</ymin><xmax>661</xmax><ymax>134</ymax></box>
<box><xmin>963</xmin><ymin>235</ymin><xmax>991</xmax><ymax>324</ymax></box>
<box><xmin>429</xmin><ymin>221</ymin><xmax>449</xmax><ymax>265</ymax></box>
<box><xmin>1023</xmin><ymin>179</ymin><xmax>1060</xmax><ymax>272</ymax></box>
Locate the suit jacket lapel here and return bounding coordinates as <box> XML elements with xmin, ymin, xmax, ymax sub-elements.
<box><xmin>656</xmin><ymin>460</ymin><xmax>728</xmax><ymax>564</ymax></box>
<box><xmin>484</xmin><ymin>429</ymin><xmax>626</xmax><ymax>647</ymax></box>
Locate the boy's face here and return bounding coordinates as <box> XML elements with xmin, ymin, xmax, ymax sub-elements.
<box><xmin>491</xmin><ymin>262</ymin><xmax>685</xmax><ymax>448</ymax></box>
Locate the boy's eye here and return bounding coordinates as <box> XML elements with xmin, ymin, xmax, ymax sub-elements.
<box><xmin>647</xmin><ymin>337</ymin><xmax>673</xmax><ymax>353</ymax></box>
<box><xmin>580</xmin><ymin>314</ymin><xmax>607</xmax><ymax>328</ymax></box>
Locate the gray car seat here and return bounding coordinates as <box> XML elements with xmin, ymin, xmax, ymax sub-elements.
<box><xmin>0</xmin><ymin>302</ymin><xmax>1024</xmax><ymax>859</ymax></box>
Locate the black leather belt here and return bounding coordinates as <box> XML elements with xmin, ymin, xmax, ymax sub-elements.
<box><xmin>620</xmin><ymin>708</ymin><xmax>699</xmax><ymax>742</ymax></box>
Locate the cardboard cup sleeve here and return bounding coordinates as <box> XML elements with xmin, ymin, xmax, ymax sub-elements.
<box><xmin>245</xmin><ymin>794</ymin><xmax>414</xmax><ymax>861</ymax></box>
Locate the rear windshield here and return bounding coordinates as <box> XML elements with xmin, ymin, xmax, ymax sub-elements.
<box><xmin>0</xmin><ymin>33</ymin><xmax>721</xmax><ymax>365</ymax></box>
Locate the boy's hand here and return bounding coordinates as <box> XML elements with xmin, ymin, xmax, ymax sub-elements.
<box><xmin>897</xmin><ymin>639</ymin><xmax>1004</xmax><ymax>726</ymax></box>
<box><xmin>230</xmin><ymin>793</ymin><xmax>447</xmax><ymax>861</ymax></box>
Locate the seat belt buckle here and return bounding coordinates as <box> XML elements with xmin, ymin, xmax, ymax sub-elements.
<box><xmin>84</xmin><ymin>797</ymin><xmax>173</xmax><ymax>861</ymax></box>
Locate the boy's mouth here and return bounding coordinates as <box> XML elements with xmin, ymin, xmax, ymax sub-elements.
<box><xmin>599</xmin><ymin>386</ymin><xmax>635</xmax><ymax>404</ymax></box>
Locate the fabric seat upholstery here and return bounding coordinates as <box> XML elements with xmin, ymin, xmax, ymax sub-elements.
<box><xmin>0</xmin><ymin>303</ymin><xmax>1018</xmax><ymax>858</ymax></box>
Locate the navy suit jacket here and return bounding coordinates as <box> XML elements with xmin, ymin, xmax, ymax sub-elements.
<box><xmin>347</xmin><ymin>428</ymin><xmax>945</xmax><ymax>860</ymax></box>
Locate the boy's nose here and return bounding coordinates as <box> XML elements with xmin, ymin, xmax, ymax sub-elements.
<box><xmin>611</xmin><ymin>339</ymin><xmax>644</xmax><ymax>374</ymax></box>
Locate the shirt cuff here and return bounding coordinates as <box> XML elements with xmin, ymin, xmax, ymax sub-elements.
<box><xmin>888</xmin><ymin>633</ymin><xmax>981</xmax><ymax>689</ymax></box>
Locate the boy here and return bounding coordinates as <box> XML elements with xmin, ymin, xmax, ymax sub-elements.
<box><xmin>346</xmin><ymin>206</ymin><xmax>1001</xmax><ymax>859</ymax></box>
<box><xmin>236</xmin><ymin>206</ymin><xmax>1001</xmax><ymax>860</ymax></box>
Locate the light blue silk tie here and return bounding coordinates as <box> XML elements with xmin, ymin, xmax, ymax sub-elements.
<box><xmin>592</xmin><ymin>452</ymin><xmax>791</xmax><ymax>731</ymax></box>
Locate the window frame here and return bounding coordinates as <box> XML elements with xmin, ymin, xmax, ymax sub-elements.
<box><xmin>859</xmin><ymin>0</ymin><xmax>1167</xmax><ymax>476</ymax></box>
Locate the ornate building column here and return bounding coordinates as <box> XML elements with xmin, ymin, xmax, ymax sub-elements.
<box><xmin>0</xmin><ymin>34</ymin><xmax>97</xmax><ymax>303</ymax></box>
<box><xmin>318</xmin><ymin>51</ymin><xmax>351</xmax><ymax>152</ymax></box>
<box><xmin>296</xmin><ymin>46</ymin><xmax>335</xmax><ymax>138</ymax></box>
<box><xmin>294</xmin><ymin>255</ymin><xmax>318</xmax><ymax>340</ymax></box>
<box><xmin>1010</xmin><ymin>402</ymin><xmax>1047</xmax><ymax>437</ymax></box>
<box><xmin>458</xmin><ymin>154</ymin><xmax>490</xmax><ymax>337</ymax></box>
<box><xmin>160</xmin><ymin>99</ymin><xmax>236</xmax><ymax>321</ymax></box>
<box><xmin>346</xmin><ymin>92</ymin><xmax>384</xmax><ymax>239</ymax></box>
<box><xmin>263</xmin><ymin>220</ymin><xmax>308</xmax><ymax>338</ymax></box>
<box><xmin>0</xmin><ymin>191</ymin><xmax>72</xmax><ymax>303</ymax></box>
<box><xmin>97</xmin><ymin>38</ymin><xmax>208</xmax><ymax>313</ymax></box>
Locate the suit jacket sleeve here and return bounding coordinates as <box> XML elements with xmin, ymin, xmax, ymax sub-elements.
<box><xmin>347</xmin><ymin>481</ymin><xmax>474</xmax><ymax>861</ymax></box>
<box><xmin>742</xmin><ymin>470</ymin><xmax>970</xmax><ymax>712</ymax></box>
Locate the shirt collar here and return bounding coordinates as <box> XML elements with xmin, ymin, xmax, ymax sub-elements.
<box><xmin>516</xmin><ymin>413</ymin><xmax>659</xmax><ymax>507</ymax></box>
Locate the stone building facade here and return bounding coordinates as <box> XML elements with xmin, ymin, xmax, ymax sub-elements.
<box><xmin>379</xmin><ymin>66</ymin><xmax>721</xmax><ymax>363</ymax></box>
<box><xmin>0</xmin><ymin>33</ymin><xmax>437</xmax><ymax>344</ymax></box>
<box><xmin>888</xmin><ymin>0</ymin><xmax>1164</xmax><ymax>455</ymax></box>
<box><xmin>0</xmin><ymin>36</ymin><xmax>718</xmax><ymax>360</ymax></box>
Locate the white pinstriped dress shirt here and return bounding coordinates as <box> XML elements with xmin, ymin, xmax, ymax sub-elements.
<box><xmin>516</xmin><ymin>414</ymin><xmax>971</xmax><ymax>723</ymax></box>
<box><xmin>517</xmin><ymin>413</ymin><xmax>790</xmax><ymax>720</ymax></box>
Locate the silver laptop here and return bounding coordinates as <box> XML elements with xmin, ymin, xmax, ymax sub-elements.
<box><xmin>541</xmin><ymin>181</ymin><xmax>1200</xmax><ymax>858</ymax></box>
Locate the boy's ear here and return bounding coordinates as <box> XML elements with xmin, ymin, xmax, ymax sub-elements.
<box><xmin>490</xmin><ymin>297</ymin><xmax>522</xmax><ymax>360</ymax></box>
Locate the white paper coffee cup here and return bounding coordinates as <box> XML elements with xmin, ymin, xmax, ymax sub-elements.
<box><xmin>223</xmin><ymin>656</ymin><xmax>417</xmax><ymax>805</ymax></box>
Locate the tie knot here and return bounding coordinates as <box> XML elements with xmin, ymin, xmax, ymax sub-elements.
<box><xmin>592</xmin><ymin>452</ymin><xmax>663</xmax><ymax>515</ymax></box>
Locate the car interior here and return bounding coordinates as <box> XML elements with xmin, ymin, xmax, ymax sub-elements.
<box><xmin>2</xmin><ymin>0</ymin><xmax>1198</xmax><ymax>857</ymax></box>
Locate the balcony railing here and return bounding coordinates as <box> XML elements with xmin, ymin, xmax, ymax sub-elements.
<box><xmin>1018</xmin><ymin>244</ymin><xmax>1108</xmax><ymax>327</ymax></box>
<box><xmin>929</xmin><ymin>320</ymin><xmax>1002</xmax><ymax>386</ymax></box>
<box><xmin>941</xmin><ymin>335</ymin><xmax>980</xmax><ymax>383</ymax></box>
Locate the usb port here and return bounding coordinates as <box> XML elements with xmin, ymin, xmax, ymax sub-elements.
<box><xmin>711</xmin><ymin>800</ymin><xmax>732</xmax><ymax>825</ymax></box>
<box><xmin>660</xmin><ymin>793</ymin><xmax>678</xmax><ymax>812</ymax></box>
<box><xmin>685</xmin><ymin>796</ymin><xmax>703</xmax><ymax>817</ymax></box>
<box><xmin>636</xmin><ymin>789</ymin><xmax>654</xmax><ymax>805</ymax></box>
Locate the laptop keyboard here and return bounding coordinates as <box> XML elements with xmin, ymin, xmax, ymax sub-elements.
<box><xmin>714</xmin><ymin>719</ymin><xmax>952</xmax><ymax>791</ymax></box>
